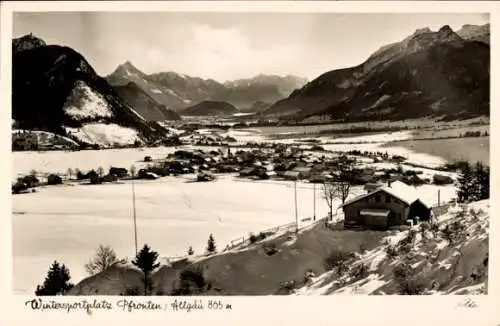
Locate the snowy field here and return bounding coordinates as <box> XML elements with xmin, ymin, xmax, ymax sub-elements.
<box><xmin>11</xmin><ymin>127</ymin><xmax>462</xmax><ymax>294</ymax></box>
<box><xmin>12</xmin><ymin>147</ymin><xmax>183</xmax><ymax>179</ymax></box>
<box><xmin>13</xmin><ymin>176</ymin><xmax>332</xmax><ymax>294</ymax></box>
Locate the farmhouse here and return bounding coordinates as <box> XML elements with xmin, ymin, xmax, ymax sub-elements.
<box><xmin>340</xmin><ymin>181</ymin><xmax>432</xmax><ymax>230</ymax></box>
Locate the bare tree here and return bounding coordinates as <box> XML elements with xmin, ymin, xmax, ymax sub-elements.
<box><xmin>336</xmin><ymin>180</ymin><xmax>351</xmax><ymax>204</ymax></box>
<box><xmin>322</xmin><ymin>182</ymin><xmax>336</xmax><ymax>219</ymax></box>
<box><xmin>322</xmin><ymin>181</ymin><xmax>351</xmax><ymax>220</ymax></box>
<box><xmin>85</xmin><ymin>245</ymin><xmax>118</xmax><ymax>275</ymax></box>
<box><xmin>130</xmin><ymin>165</ymin><xmax>137</xmax><ymax>177</ymax></box>
<box><xmin>67</xmin><ymin>168</ymin><xmax>73</xmax><ymax>181</ymax></box>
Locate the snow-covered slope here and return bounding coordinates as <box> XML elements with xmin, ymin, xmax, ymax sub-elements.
<box><xmin>63</xmin><ymin>81</ymin><xmax>114</xmax><ymax>120</ymax></box>
<box><xmin>298</xmin><ymin>200</ymin><xmax>489</xmax><ymax>295</ymax></box>
<box><xmin>65</xmin><ymin>123</ymin><xmax>143</xmax><ymax>147</ymax></box>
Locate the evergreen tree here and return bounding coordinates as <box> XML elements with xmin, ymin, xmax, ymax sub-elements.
<box><xmin>188</xmin><ymin>246</ymin><xmax>194</xmax><ymax>256</ymax></box>
<box><xmin>35</xmin><ymin>261</ymin><xmax>74</xmax><ymax>295</ymax></box>
<box><xmin>132</xmin><ymin>244</ymin><xmax>160</xmax><ymax>295</ymax></box>
<box><xmin>207</xmin><ymin>234</ymin><xmax>216</xmax><ymax>254</ymax></box>
<box><xmin>473</xmin><ymin>162</ymin><xmax>490</xmax><ymax>200</ymax></box>
<box><xmin>457</xmin><ymin>162</ymin><xmax>473</xmax><ymax>203</ymax></box>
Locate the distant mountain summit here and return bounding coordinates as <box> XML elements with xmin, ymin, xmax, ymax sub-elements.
<box><xmin>266</xmin><ymin>24</ymin><xmax>490</xmax><ymax>122</ymax></box>
<box><xmin>12</xmin><ymin>34</ymin><xmax>166</xmax><ymax>146</ymax></box>
<box><xmin>180</xmin><ymin>101</ymin><xmax>238</xmax><ymax>116</ymax></box>
<box><xmin>106</xmin><ymin>64</ymin><xmax>307</xmax><ymax>112</ymax></box>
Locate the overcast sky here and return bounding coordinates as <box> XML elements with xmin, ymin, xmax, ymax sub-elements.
<box><xmin>13</xmin><ymin>12</ymin><xmax>489</xmax><ymax>82</ymax></box>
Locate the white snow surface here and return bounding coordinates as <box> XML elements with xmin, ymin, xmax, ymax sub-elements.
<box><xmin>65</xmin><ymin>123</ymin><xmax>142</xmax><ymax>147</ymax></box>
<box><xmin>63</xmin><ymin>81</ymin><xmax>113</xmax><ymax>120</ymax></box>
<box><xmin>12</xmin><ymin>176</ymin><xmax>330</xmax><ymax>294</ymax></box>
<box><xmin>12</xmin><ymin>147</ymin><xmax>180</xmax><ymax>179</ymax></box>
<box><xmin>150</xmin><ymin>88</ymin><xmax>163</xmax><ymax>94</ymax></box>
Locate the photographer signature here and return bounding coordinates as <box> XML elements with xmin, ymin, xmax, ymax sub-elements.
<box><xmin>457</xmin><ymin>298</ymin><xmax>478</xmax><ymax>308</ymax></box>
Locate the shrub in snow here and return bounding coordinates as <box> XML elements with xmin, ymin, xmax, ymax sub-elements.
<box><xmin>171</xmin><ymin>267</ymin><xmax>210</xmax><ymax>295</ymax></box>
<box><xmin>350</xmin><ymin>263</ymin><xmax>369</xmax><ymax>280</ymax></box>
<box><xmin>400</xmin><ymin>277</ymin><xmax>426</xmax><ymax>295</ymax></box>
<box><xmin>442</xmin><ymin>220</ymin><xmax>467</xmax><ymax>246</ymax></box>
<box><xmin>249</xmin><ymin>232</ymin><xmax>267</xmax><ymax>244</ymax></box>
<box><xmin>386</xmin><ymin>245</ymin><xmax>399</xmax><ymax>259</ymax></box>
<box><xmin>324</xmin><ymin>251</ymin><xmax>355</xmax><ymax>275</ymax></box>
<box><xmin>264</xmin><ymin>244</ymin><xmax>280</xmax><ymax>256</ymax></box>
<box><xmin>277</xmin><ymin>280</ymin><xmax>296</xmax><ymax>294</ymax></box>
<box><xmin>123</xmin><ymin>286</ymin><xmax>141</xmax><ymax>296</ymax></box>
<box><xmin>393</xmin><ymin>263</ymin><xmax>412</xmax><ymax>282</ymax></box>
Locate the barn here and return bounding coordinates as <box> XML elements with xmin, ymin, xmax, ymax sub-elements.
<box><xmin>340</xmin><ymin>181</ymin><xmax>432</xmax><ymax>230</ymax></box>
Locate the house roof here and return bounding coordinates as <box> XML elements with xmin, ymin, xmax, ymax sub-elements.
<box><xmin>340</xmin><ymin>181</ymin><xmax>431</xmax><ymax>209</ymax></box>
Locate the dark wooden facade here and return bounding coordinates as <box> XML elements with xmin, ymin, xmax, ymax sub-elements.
<box><xmin>342</xmin><ymin>189</ymin><xmax>431</xmax><ymax>230</ymax></box>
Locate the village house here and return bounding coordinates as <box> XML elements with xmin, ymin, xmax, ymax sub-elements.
<box><xmin>282</xmin><ymin>170</ymin><xmax>301</xmax><ymax>181</ymax></box>
<box><xmin>339</xmin><ymin>181</ymin><xmax>432</xmax><ymax>230</ymax></box>
<box><xmin>291</xmin><ymin>166</ymin><xmax>312</xmax><ymax>179</ymax></box>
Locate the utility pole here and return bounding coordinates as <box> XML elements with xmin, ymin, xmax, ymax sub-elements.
<box><xmin>294</xmin><ymin>179</ymin><xmax>298</xmax><ymax>234</ymax></box>
<box><xmin>132</xmin><ymin>180</ymin><xmax>138</xmax><ymax>256</ymax></box>
<box><xmin>313</xmin><ymin>183</ymin><xmax>316</xmax><ymax>221</ymax></box>
<box><xmin>438</xmin><ymin>189</ymin><xmax>441</xmax><ymax>207</ymax></box>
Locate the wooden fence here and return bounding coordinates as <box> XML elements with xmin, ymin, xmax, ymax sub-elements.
<box><xmin>431</xmin><ymin>203</ymin><xmax>453</xmax><ymax>217</ymax></box>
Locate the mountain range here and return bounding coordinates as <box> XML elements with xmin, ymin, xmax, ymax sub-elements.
<box><xmin>106</xmin><ymin>63</ymin><xmax>308</xmax><ymax>112</ymax></box>
<box><xmin>265</xmin><ymin>24</ymin><xmax>490</xmax><ymax>121</ymax></box>
<box><xmin>11</xmin><ymin>23</ymin><xmax>489</xmax><ymax>145</ymax></box>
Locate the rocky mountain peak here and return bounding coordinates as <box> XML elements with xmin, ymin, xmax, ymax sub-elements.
<box><xmin>438</xmin><ymin>25</ymin><xmax>456</xmax><ymax>37</ymax></box>
<box><xmin>413</xmin><ymin>27</ymin><xmax>432</xmax><ymax>36</ymax></box>
<box><xmin>12</xmin><ymin>33</ymin><xmax>46</xmax><ymax>53</ymax></box>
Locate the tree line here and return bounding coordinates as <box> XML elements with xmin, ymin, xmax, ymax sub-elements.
<box><xmin>35</xmin><ymin>234</ymin><xmax>218</xmax><ymax>296</ymax></box>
